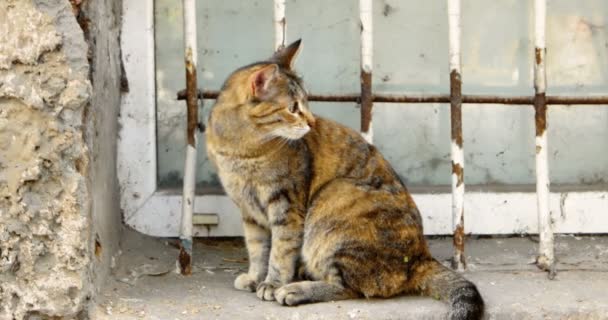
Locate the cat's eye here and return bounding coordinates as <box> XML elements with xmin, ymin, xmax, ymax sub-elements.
<box><xmin>289</xmin><ymin>101</ymin><xmax>299</xmax><ymax>113</ymax></box>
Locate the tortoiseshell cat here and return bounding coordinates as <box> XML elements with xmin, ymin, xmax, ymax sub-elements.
<box><xmin>206</xmin><ymin>40</ymin><xmax>483</xmax><ymax>320</ymax></box>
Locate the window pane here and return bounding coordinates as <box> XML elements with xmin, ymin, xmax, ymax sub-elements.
<box><xmin>155</xmin><ymin>0</ymin><xmax>608</xmax><ymax>190</ymax></box>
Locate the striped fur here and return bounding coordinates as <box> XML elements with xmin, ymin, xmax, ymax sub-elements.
<box><xmin>206</xmin><ymin>40</ymin><xmax>484</xmax><ymax>320</ymax></box>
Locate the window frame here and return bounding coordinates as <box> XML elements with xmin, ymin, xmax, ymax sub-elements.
<box><xmin>118</xmin><ymin>0</ymin><xmax>608</xmax><ymax>237</ymax></box>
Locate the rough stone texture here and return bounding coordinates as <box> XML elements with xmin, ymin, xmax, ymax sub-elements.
<box><xmin>0</xmin><ymin>0</ymin><xmax>112</xmax><ymax>318</ymax></box>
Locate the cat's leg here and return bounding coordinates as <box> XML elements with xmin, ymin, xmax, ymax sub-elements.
<box><xmin>235</xmin><ymin>217</ymin><xmax>270</xmax><ymax>292</ymax></box>
<box><xmin>256</xmin><ymin>208</ymin><xmax>304</xmax><ymax>301</ymax></box>
<box><xmin>275</xmin><ymin>280</ymin><xmax>356</xmax><ymax>306</ymax></box>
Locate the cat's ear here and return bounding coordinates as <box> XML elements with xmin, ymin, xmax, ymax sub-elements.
<box><xmin>250</xmin><ymin>64</ymin><xmax>279</xmax><ymax>100</ymax></box>
<box><xmin>271</xmin><ymin>39</ymin><xmax>302</xmax><ymax>70</ymax></box>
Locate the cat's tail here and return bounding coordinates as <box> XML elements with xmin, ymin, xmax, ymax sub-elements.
<box><xmin>415</xmin><ymin>258</ymin><xmax>484</xmax><ymax>320</ymax></box>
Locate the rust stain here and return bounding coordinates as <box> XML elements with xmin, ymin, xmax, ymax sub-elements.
<box><xmin>177</xmin><ymin>90</ymin><xmax>608</xmax><ymax>105</ymax></box>
<box><xmin>534</xmin><ymin>93</ymin><xmax>547</xmax><ymax>137</ymax></box>
<box><xmin>453</xmin><ymin>222</ymin><xmax>465</xmax><ymax>251</ymax></box>
<box><xmin>185</xmin><ymin>48</ymin><xmax>199</xmax><ymax>147</ymax></box>
<box><xmin>360</xmin><ymin>70</ymin><xmax>373</xmax><ymax>133</ymax></box>
<box><xmin>179</xmin><ymin>247</ymin><xmax>192</xmax><ymax>275</ymax></box>
<box><xmin>69</xmin><ymin>0</ymin><xmax>90</xmax><ymax>41</ymax></box>
<box><xmin>535</xmin><ymin>47</ymin><xmax>544</xmax><ymax>65</ymax></box>
<box><xmin>452</xmin><ymin>220</ymin><xmax>466</xmax><ymax>269</ymax></box>
<box><xmin>452</xmin><ymin>162</ymin><xmax>464</xmax><ymax>187</ymax></box>
<box><xmin>536</xmin><ymin>145</ymin><xmax>542</xmax><ymax>154</ymax></box>
<box><xmin>69</xmin><ymin>0</ymin><xmax>83</xmax><ymax>15</ymax></box>
<box><xmin>546</xmin><ymin>96</ymin><xmax>608</xmax><ymax>104</ymax></box>
<box><xmin>450</xmin><ymin>70</ymin><xmax>463</xmax><ymax>147</ymax></box>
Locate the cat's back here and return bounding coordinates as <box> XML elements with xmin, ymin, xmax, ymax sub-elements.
<box><xmin>304</xmin><ymin>116</ymin><xmax>398</xmax><ymax>196</ymax></box>
<box><xmin>305</xmin><ymin>116</ymin><xmax>367</xmax><ymax>152</ymax></box>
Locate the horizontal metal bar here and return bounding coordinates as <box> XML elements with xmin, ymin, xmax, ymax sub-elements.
<box><xmin>546</xmin><ymin>96</ymin><xmax>608</xmax><ymax>105</ymax></box>
<box><xmin>176</xmin><ymin>89</ymin><xmax>608</xmax><ymax>105</ymax></box>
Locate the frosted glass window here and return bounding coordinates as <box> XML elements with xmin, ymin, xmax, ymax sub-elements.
<box><xmin>155</xmin><ymin>0</ymin><xmax>608</xmax><ymax>190</ymax></box>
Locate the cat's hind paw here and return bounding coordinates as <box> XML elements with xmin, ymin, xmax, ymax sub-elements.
<box><xmin>234</xmin><ymin>273</ymin><xmax>257</xmax><ymax>292</ymax></box>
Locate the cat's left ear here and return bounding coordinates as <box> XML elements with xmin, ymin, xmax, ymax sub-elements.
<box><xmin>250</xmin><ymin>64</ymin><xmax>279</xmax><ymax>100</ymax></box>
<box><xmin>271</xmin><ymin>39</ymin><xmax>302</xmax><ymax>70</ymax></box>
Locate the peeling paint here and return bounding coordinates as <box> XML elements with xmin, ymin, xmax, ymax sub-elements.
<box><xmin>179</xmin><ymin>0</ymin><xmax>200</xmax><ymax>276</ymax></box>
<box><xmin>359</xmin><ymin>0</ymin><xmax>373</xmax><ymax>143</ymax></box>
<box><xmin>360</xmin><ymin>70</ymin><xmax>373</xmax><ymax>136</ymax></box>
<box><xmin>449</xmin><ymin>70</ymin><xmax>463</xmax><ymax>147</ymax></box>
<box><xmin>273</xmin><ymin>0</ymin><xmax>286</xmax><ymax>50</ymax></box>
<box><xmin>448</xmin><ymin>0</ymin><xmax>466</xmax><ymax>272</ymax></box>
<box><xmin>534</xmin><ymin>93</ymin><xmax>547</xmax><ymax>137</ymax></box>
<box><xmin>185</xmin><ymin>49</ymin><xmax>198</xmax><ymax>147</ymax></box>
<box><xmin>535</xmin><ymin>47</ymin><xmax>544</xmax><ymax>65</ymax></box>
<box><xmin>533</xmin><ymin>0</ymin><xmax>555</xmax><ymax>279</ymax></box>
<box><xmin>452</xmin><ymin>162</ymin><xmax>464</xmax><ymax>187</ymax></box>
<box><xmin>452</xmin><ymin>222</ymin><xmax>466</xmax><ymax>270</ymax></box>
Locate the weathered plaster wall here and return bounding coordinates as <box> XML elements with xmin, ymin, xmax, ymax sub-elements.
<box><xmin>0</xmin><ymin>0</ymin><xmax>123</xmax><ymax>318</ymax></box>
<box><xmin>78</xmin><ymin>0</ymin><xmax>124</xmax><ymax>303</ymax></box>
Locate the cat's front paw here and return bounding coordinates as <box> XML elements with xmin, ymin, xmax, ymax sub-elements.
<box><xmin>234</xmin><ymin>273</ymin><xmax>257</xmax><ymax>292</ymax></box>
<box><xmin>256</xmin><ymin>281</ymin><xmax>279</xmax><ymax>301</ymax></box>
<box><xmin>275</xmin><ymin>283</ymin><xmax>308</xmax><ymax>306</ymax></box>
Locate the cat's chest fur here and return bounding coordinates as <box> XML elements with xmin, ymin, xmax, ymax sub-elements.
<box><xmin>210</xmin><ymin>146</ymin><xmax>305</xmax><ymax>227</ymax></box>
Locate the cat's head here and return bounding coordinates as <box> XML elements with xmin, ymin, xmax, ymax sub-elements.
<box><xmin>215</xmin><ymin>40</ymin><xmax>315</xmax><ymax>141</ymax></box>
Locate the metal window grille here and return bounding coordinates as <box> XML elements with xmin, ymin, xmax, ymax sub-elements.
<box><xmin>176</xmin><ymin>0</ymin><xmax>608</xmax><ymax>276</ymax></box>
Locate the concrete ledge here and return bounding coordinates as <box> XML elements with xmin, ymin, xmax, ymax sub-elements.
<box><xmin>94</xmin><ymin>231</ymin><xmax>608</xmax><ymax>319</ymax></box>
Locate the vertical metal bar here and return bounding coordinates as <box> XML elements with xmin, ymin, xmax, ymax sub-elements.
<box><xmin>274</xmin><ymin>0</ymin><xmax>286</xmax><ymax>50</ymax></box>
<box><xmin>359</xmin><ymin>0</ymin><xmax>373</xmax><ymax>143</ymax></box>
<box><xmin>179</xmin><ymin>0</ymin><xmax>199</xmax><ymax>276</ymax></box>
<box><xmin>534</xmin><ymin>0</ymin><xmax>555</xmax><ymax>279</ymax></box>
<box><xmin>448</xmin><ymin>0</ymin><xmax>466</xmax><ymax>271</ymax></box>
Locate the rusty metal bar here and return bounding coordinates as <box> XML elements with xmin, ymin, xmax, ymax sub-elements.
<box><xmin>177</xmin><ymin>89</ymin><xmax>608</xmax><ymax>105</ymax></box>
<box><xmin>359</xmin><ymin>0</ymin><xmax>373</xmax><ymax>143</ymax></box>
<box><xmin>534</xmin><ymin>0</ymin><xmax>555</xmax><ymax>279</ymax></box>
<box><xmin>448</xmin><ymin>0</ymin><xmax>466</xmax><ymax>272</ymax></box>
<box><xmin>546</xmin><ymin>96</ymin><xmax>608</xmax><ymax>104</ymax></box>
<box><xmin>178</xmin><ymin>0</ymin><xmax>200</xmax><ymax>276</ymax></box>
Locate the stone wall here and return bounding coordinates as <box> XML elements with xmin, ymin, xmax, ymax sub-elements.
<box><xmin>0</xmin><ymin>0</ymin><xmax>122</xmax><ymax>318</ymax></box>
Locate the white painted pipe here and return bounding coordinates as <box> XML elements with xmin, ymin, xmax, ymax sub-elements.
<box><xmin>359</xmin><ymin>0</ymin><xmax>373</xmax><ymax>75</ymax></box>
<box><xmin>182</xmin><ymin>142</ymin><xmax>196</xmax><ymax>246</ymax></box>
<box><xmin>448</xmin><ymin>0</ymin><xmax>465</xmax><ymax>271</ymax></box>
<box><xmin>359</xmin><ymin>0</ymin><xmax>373</xmax><ymax>143</ymax></box>
<box><xmin>274</xmin><ymin>0</ymin><xmax>286</xmax><ymax>50</ymax></box>
<box><xmin>179</xmin><ymin>0</ymin><xmax>199</xmax><ymax>275</ymax></box>
<box><xmin>534</xmin><ymin>0</ymin><xmax>555</xmax><ymax>278</ymax></box>
<box><xmin>534</xmin><ymin>0</ymin><xmax>547</xmax><ymax>94</ymax></box>
<box><xmin>448</xmin><ymin>0</ymin><xmax>461</xmax><ymax>74</ymax></box>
